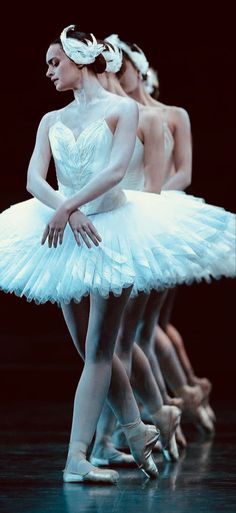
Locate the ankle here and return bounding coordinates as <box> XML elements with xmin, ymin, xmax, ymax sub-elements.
<box><xmin>150</xmin><ymin>405</ymin><xmax>166</xmax><ymax>420</ymax></box>
<box><xmin>68</xmin><ymin>440</ymin><xmax>87</xmax><ymax>460</ymax></box>
<box><xmin>174</xmin><ymin>384</ymin><xmax>188</xmax><ymax>397</ymax></box>
<box><xmin>121</xmin><ymin>417</ymin><xmax>145</xmax><ymax>439</ymax></box>
<box><xmin>151</xmin><ymin>404</ymin><xmax>180</xmax><ymax>424</ymax></box>
<box><xmin>94</xmin><ymin>434</ymin><xmax>111</xmax><ymax>446</ymax></box>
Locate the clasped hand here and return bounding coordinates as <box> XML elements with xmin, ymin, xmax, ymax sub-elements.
<box><xmin>41</xmin><ymin>205</ymin><xmax>102</xmax><ymax>249</ymax></box>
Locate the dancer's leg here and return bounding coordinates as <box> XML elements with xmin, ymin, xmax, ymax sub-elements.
<box><xmin>117</xmin><ymin>290</ymin><xmax>170</xmax><ymax>401</ymax></box>
<box><xmin>116</xmin><ymin>292</ymin><xmax>150</xmax><ymax>375</ymax></box>
<box><xmin>155</xmin><ymin>325</ymin><xmax>215</xmax><ymax>428</ymax></box>
<box><xmin>92</xmin><ymin>340</ymin><xmax>164</xmax><ymax>461</ymax></box>
<box><xmin>130</xmin><ymin>342</ymin><xmax>182</xmax><ymax>461</ymax></box>
<box><xmin>117</xmin><ymin>290</ymin><xmax>181</xmax><ymax>460</ymax></box>
<box><xmin>158</xmin><ymin>288</ymin><xmax>177</xmax><ymax>330</ymax></box>
<box><xmin>93</xmin><ymin>334</ymin><xmax>181</xmax><ymax>462</ymax></box>
<box><xmin>136</xmin><ymin>291</ymin><xmax>176</xmax><ymax>401</ymax></box>
<box><xmin>155</xmin><ymin>326</ymin><xmax>189</xmax><ymax>394</ymax></box>
<box><xmin>159</xmin><ymin>290</ymin><xmax>215</xmax><ymax>423</ymax></box>
<box><xmin>165</xmin><ymin>323</ymin><xmax>213</xmax><ymax>407</ymax></box>
<box><xmin>61</xmin><ymin>291</ymin><xmax>159</xmax><ymax>480</ymax></box>
<box><xmin>117</xmin><ymin>289</ymin><xmax>182</xmax><ymax>453</ymax></box>
<box><xmin>138</xmin><ymin>292</ymin><xmax>205</xmax><ymax>413</ymax></box>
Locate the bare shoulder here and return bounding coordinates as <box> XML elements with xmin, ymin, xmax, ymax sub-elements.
<box><xmin>141</xmin><ymin>105</ymin><xmax>163</xmax><ymax>132</ymax></box>
<box><xmin>38</xmin><ymin>110</ymin><xmax>59</xmax><ymax>132</ymax></box>
<box><xmin>112</xmin><ymin>95</ymin><xmax>139</xmax><ymax>119</ymax></box>
<box><xmin>168</xmin><ymin>106</ymin><xmax>191</xmax><ymax>127</ymax></box>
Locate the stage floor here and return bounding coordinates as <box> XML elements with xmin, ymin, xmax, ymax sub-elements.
<box><xmin>1</xmin><ymin>401</ymin><xmax>236</xmax><ymax>513</ymax></box>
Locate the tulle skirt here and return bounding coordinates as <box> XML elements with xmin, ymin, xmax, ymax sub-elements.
<box><xmin>0</xmin><ymin>190</ymin><xmax>235</xmax><ymax>305</ymax></box>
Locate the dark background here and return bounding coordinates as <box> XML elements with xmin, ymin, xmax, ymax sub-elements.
<box><xmin>0</xmin><ymin>3</ymin><xmax>235</xmax><ymax>403</ymax></box>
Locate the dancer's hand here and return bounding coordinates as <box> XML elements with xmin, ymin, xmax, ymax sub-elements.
<box><xmin>69</xmin><ymin>210</ymin><xmax>102</xmax><ymax>249</ymax></box>
<box><xmin>41</xmin><ymin>204</ymin><xmax>70</xmax><ymax>248</ymax></box>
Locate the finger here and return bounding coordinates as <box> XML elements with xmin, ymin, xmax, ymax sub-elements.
<box><xmin>88</xmin><ymin>223</ymin><xmax>102</xmax><ymax>242</ymax></box>
<box><xmin>41</xmin><ymin>225</ymin><xmax>50</xmax><ymax>245</ymax></box>
<box><xmin>48</xmin><ymin>228</ymin><xmax>55</xmax><ymax>248</ymax></box>
<box><xmin>59</xmin><ymin>230</ymin><xmax>64</xmax><ymax>245</ymax></box>
<box><xmin>85</xmin><ymin>226</ymin><xmax>100</xmax><ymax>246</ymax></box>
<box><xmin>72</xmin><ymin>229</ymin><xmax>81</xmax><ymax>246</ymax></box>
<box><xmin>78</xmin><ymin>229</ymin><xmax>92</xmax><ymax>249</ymax></box>
<box><xmin>53</xmin><ymin>230</ymin><xmax>59</xmax><ymax>248</ymax></box>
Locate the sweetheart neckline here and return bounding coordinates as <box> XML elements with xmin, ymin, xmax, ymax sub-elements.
<box><xmin>49</xmin><ymin>118</ymin><xmax>144</xmax><ymax>148</ymax></box>
<box><xmin>49</xmin><ymin>118</ymin><xmax>113</xmax><ymax>144</ymax></box>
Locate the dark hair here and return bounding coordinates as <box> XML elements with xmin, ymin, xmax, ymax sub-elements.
<box><xmin>50</xmin><ymin>28</ymin><xmax>106</xmax><ymax>74</ymax></box>
<box><xmin>115</xmin><ymin>53</ymin><xmax>127</xmax><ymax>79</ymax></box>
<box><xmin>151</xmin><ymin>85</ymin><xmax>160</xmax><ymax>100</ymax></box>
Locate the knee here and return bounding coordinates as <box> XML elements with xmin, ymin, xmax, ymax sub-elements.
<box><xmin>86</xmin><ymin>335</ymin><xmax>114</xmax><ymax>363</ymax></box>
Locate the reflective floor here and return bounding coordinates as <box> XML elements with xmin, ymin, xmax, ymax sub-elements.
<box><xmin>1</xmin><ymin>401</ymin><xmax>236</xmax><ymax>513</ymax></box>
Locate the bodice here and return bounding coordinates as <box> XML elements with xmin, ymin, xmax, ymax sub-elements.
<box><xmin>49</xmin><ymin>117</ymin><xmax>127</xmax><ymax>215</ymax></box>
<box><xmin>48</xmin><ymin>111</ymin><xmax>175</xmax><ymax>210</ymax></box>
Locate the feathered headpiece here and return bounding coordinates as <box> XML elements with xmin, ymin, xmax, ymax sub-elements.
<box><xmin>60</xmin><ymin>25</ymin><xmax>104</xmax><ymax>64</ymax></box>
<box><xmin>105</xmin><ymin>34</ymin><xmax>149</xmax><ymax>76</ymax></box>
<box><xmin>144</xmin><ymin>67</ymin><xmax>159</xmax><ymax>94</ymax></box>
<box><xmin>102</xmin><ymin>42</ymin><xmax>122</xmax><ymax>72</ymax></box>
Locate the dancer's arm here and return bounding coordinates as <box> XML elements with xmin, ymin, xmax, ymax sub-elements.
<box><xmin>26</xmin><ymin>112</ymin><xmax>65</xmax><ymax>210</ymax></box>
<box><xmin>162</xmin><ymin>108</ymin><xmax>192</xmax><ymax>191</ymax></box>
<box><xmin>27</xmin><ymin>113</ymin><xmax>101</xmax><ymax>247</ymax></box>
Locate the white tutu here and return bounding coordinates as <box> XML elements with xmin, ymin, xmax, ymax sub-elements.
<box><xmin>0</xmin><ymin>189</ymin><xmax>235</xmax><ymax>305</ymax></box>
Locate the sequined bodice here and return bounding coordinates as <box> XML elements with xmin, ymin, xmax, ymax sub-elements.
<box><xmin>49</xmin><ymin>117</ymin><xmax>126</xmax><ymax>215</ymax></box>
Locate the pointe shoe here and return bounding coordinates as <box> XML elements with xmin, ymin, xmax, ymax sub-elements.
<box><xmin>90</xmin><ymin>446</ymin><xmax>135</xmax><ymax>467</ymax></box>
<box><xmin>162</xmin><ymin>434</ymin><xmax>179</xmax><ymax>462</ymax></box>
<box><xmin>196</xmin><ymin>405</ymin><xmax>215</xmax><ymax>434</ymax></box>
<box><xmin>151</xmin><ymin>405</ymin><xmax>181</xmax><ymax>462</ymax></box>
<box><xmin>152</xmin><ymin>440</ymin><xmax>163</xmax><ymax>453</ymax></box>
<box><xmin>122</xmin><ymin>420</ymin><xmax>160</xmax><ymax>479</ymax></box>
<box><xmin>63</xmin><ymin>458</ymin><xmax>119</xmax><ymax>484</ymax></box>
<box><xmin>205</xmin><ymin>404</ymin><xmax>216</xmax><ymax>423</ymax></box>
<box><xmin>175</xmin><ymin>425</ymin><xmax>187</xmax><ymax>449</ymax></box>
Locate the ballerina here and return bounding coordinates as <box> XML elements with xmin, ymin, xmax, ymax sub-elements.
<box><xmin>0</xmin><ymin>26</ymin><xmax>235</xmax><ymax>485</ymax></box>
<box><xmin>112</xmin><ymin>35</ymin><xmax>219</xmax><ymax>429</ymax></box>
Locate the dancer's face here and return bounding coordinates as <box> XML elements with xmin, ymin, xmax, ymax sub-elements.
<box><xmin>46</xmin><ymin>44</ymin><xmax>82</xmax><ymax>91</ymax></box>
<box><xmin>119</xmin><ymin>58</ymin><xmax>139</xmax><ymax>94</ymax></box>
